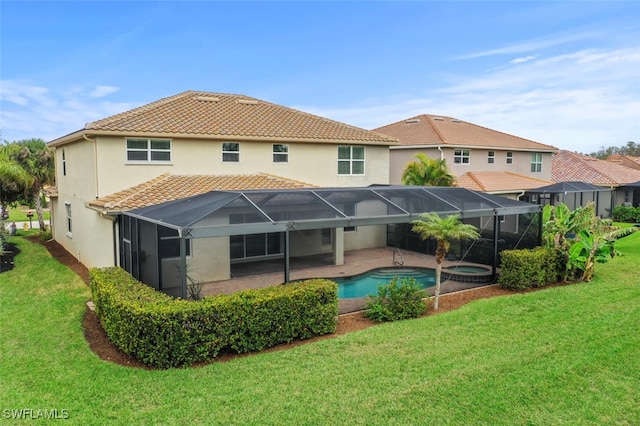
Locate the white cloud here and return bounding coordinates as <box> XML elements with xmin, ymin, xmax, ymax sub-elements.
<box><xmin>89</xmin><ymin>85</ymin><xmax>119</xmax><ymax>98</ymax></box>
<box><xmin>0</xmin><ymin>81</ymin><xmax>132</xmax><ymax>142</ymax></box>
<box><xmin>305</xmin><ymin>45</ymin><xmax>640</xmax><ymax>154</ymax></box>
<box><xmin>510</xmin><ymin>55</ymin><xmax>537</xmax><ymax>64</ymax></box>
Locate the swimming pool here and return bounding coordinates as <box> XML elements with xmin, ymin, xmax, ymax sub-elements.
<box><xmin>335</xmin><ymin>268</ymin><xmax>436</xmax><ymax>299</ymax></box>
<box><xmin>444</xmin><ymin>265</ymin><xmax>490</xmax><ymax>273</ymax></box>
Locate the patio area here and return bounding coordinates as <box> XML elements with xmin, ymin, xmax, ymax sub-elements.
<box><xmin>200</xmin><ymin>247</ymin><xmax>496</xmax><ymax>313</ymax></box>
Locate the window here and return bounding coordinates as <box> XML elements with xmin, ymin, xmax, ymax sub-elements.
<box><xmin>454</xmin><ymin>149</ymin><xmax>470</xmax><ymax>164</ymax></box>
<box><xmin>62</xmin><ymin>149</ymin><xmax>67</xmax><ymax>176</ymax></box>
<box><xmin>65</xmin><ymin>202</ymin><xmax>72</xmax><ymax>236</ymax></box>
<box><xmin>338</xmin><ymin>146</ymin><xmax>365</xmax><ymax>175</ymax></box>
<box><xmin>126</xmin><ymin>138</ymin><xmax>171</xmax><ymax>162</ymax></box>
<box><xmin>222</xmin><ymin>142</ymin><xmax>240</xmax><ymax>162</ymax></box>
<box><xmin>506</xmin><ymin>152</ymin><xmax>513</xmax><ymax>164</ymax></box>
<box><xmin>531</xmin><ymin>153</ymin><xmax>542</xmax><ymax>173</ymax></box>
<box><xmin>273</xmin><ymin>144</ymin><xmax>288</xmax><ymax>163</ymax></box>
<box><xmin>487</xmin><ymin>151</ymin><xmax>495</xmax><ymax>164</ymax></box>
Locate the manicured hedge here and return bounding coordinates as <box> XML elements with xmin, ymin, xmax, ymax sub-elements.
<box><xmin>90</xmin><ymin>267</ymin><xmax>338</xmax><ymax>368</ymax></box>
<box><xmin>498</xmin><ymin>247</ymin><xmax>562</xmax><ymax>290</ymax></box>
<box><xmin>612</xmin><ymin>205</ymin><xmax>640</xmax><ymax>223</ymax></box>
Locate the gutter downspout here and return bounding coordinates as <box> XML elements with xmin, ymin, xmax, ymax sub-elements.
<box><xmin>437</xmin><ymin>146</ymin><xmax>445</xmax><ymax>161</ymax></box>
<box><xmin>83</xmin><ymin>134</ymin><xmax>99</xmax><ymax>199</ymax></box>
<box><xmin>516</xmin><ymin>190</ymin><xmax>525</xmax><ymax>201</ymax></box>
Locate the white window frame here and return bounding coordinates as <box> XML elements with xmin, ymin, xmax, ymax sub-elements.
<box><xmin>126</xmin><ymin>138</ymin><xmax>171</xmax><ymax>163</ymax></box>
<box><xmin>222</xmin><ymin>142</ymin><xmax>240</xmax><ymax>162</ymax></box>
<box><xmin>453</xmin><ymin>149</ymin><xmax>470</xmax><ymax>165</ymax></box>
<box><xmin>506</xmin><ymin>151</ymin><xmax>513</xmax><ymax>165</ymax></box>
<box><xmin>272</xmin><ymin>144</ymin><xmax>289</xmax><ymax>163</ymax></box>
<box><xmin>487</xmin><ymin>151</ymin><xmax>495</xmax><ymax>164</ymax></box>
<box><xmin>65</xmin><ymin>202</ymin><xmax>72</xmax><ymax>237</ymax></box>
<box><xmin>531</xmin><ymin>153</ymin><xmax>542</xmax><ymax>173</ymax></box>
<box><xmin>337</xmin><ymin>146</ymin><xmax>365</xmax><ymax>175</ymax></box>
<box><xmin>62</xmin><ymin>149</ymin><xmax>67</xmax><ymax>176</ymax></box>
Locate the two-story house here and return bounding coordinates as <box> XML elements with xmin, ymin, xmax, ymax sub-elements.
<box><xmin>47</xmin><ymin>91</ymin><xmax>399</xmax><ymax>283</ymax></box>
<box><xmin>373</xmin><ymin>114</ymin><xmax>558</xmax><ymax>198</ymax></box>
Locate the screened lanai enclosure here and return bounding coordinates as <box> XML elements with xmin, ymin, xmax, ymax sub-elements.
<box><xmin>119</xmin><ymin>186</ymin><xmax>542</xmax><ymax>298</ymax></box>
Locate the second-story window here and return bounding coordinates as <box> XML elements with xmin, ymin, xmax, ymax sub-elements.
<box><xmin>126</xmin><ymin>138</ymin><xmax>171</xmax><ymax>162</ymax></box>
<box><xmin>222</xmin><ymin>142</ymin><xmax>240</xmax><ymax>162</ymax></box>
<box><xmin>506</xmin><ymin>152</ymin><xmax>513</xmax><ymax>164</ymax></box>
<box><xmin>62</xmin><ymin>149</ymin><xmax>67</xmax><ymax>176</ymax></box>
<box><xmin>338</xmin><ymin>146</ymin><xmax>365</xmax><ymax>175</ymax></box>
<box><xmin>531</xmin><ymin>153</ymin><xmax>542</xmax><ymax>172</ymax></box>
<box><xmin>273</xmin><ymin>144</ymin><xmax>288</xmax><ymax>163</ymax></box>
<box><xmin>454</xmin><ymin>149</ymin><xmax>470</xmax><ymax>164</ymax></box>
<box><xmin>487</xmin><ymin>151</ymin><xmax>495</xmax><ymax>164</ymax></box>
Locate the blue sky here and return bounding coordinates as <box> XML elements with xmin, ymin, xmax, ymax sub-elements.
<box><xmin>1</xmin><ymin>1</ymin><xmax>638</xmax><ymax>154</ymax></box>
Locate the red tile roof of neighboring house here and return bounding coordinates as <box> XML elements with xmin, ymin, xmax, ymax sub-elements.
<box><xmin>88</xmin><ymin>173</ymin><xmax>316</xmax><ymax>211</ymax></box>
<box><xmin>552</xmin><ymin>150</ymin><xmax>640</xmax><ymax>186</ymax></box>
<box><xmin>606</xmin><ymin>154</ymin><xmax>640</xmax><ymax>170</ymax></box>
<box><xmin>50</xmin><ymin>91</ymin><xmax>398</xmax><ymax>146</ymax></box>
<box><xmin>455</xmin><ymin>171</ymin><xmax>552</xmax><ymax>193</ymax></box>
<box><xmin>374</xmin><ymin>114</ymin><xmax>557</xmax><ymax>151</ymax></box>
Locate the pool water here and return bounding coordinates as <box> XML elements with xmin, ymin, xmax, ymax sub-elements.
<box><xmin>445</xmin><ymin>265</ymin><xmax>490</xmax><ymax>273</ymax></box>
<box><xmin>335</xmin><ymin>268</ymin><xmax>436</xmax><ymax>299</ymax></box>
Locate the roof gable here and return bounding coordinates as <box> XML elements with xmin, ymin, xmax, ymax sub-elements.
<box><xmin>51</xmin><ymin>91</ymin><xmax>397</xmax><ymax>146</ymax></box>
<box><xmin>374</xmin><ymin>114</ymin><xmax>557</xmax><ymax>151</ymax></box>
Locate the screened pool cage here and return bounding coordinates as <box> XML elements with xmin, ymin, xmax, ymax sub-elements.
<box><xmin>118</xmin><ymin>186</ymin><xmax>542</xmax><ymax>298</ymax></box>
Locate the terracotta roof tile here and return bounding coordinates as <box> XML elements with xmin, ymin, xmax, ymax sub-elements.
<box><xmin>455</xmin><ymin>171</ymin><xmax>552</xmax><ymax>193</ymax></box>
<box><xmin>552</xmin><ymin>150</ymin><xmax>640</xmax><ymax>186</ymax></box>
<box><xmin>58</xmin><ymin>91</ymin><xmax>397</xmax><ymax>145</ymax></box>
<box><xmin>89</xmin><ymin>173</ymin><xmax>316</xmax><ymax>211</ymax></box>
<box><xmin>374</xmin><ymin>114</ymin><xmax>557</xmax><ymax>151</ymax></box>
<box><xmin>606</xmin><ymin>154</ymin><xmax>640</xmax><ymax>170</ymax></box>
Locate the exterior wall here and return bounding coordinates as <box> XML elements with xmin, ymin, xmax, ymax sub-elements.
<box><xmin>51</xmin><ymin>139</ymin><xmax>116</xmax><ymax>268</ymax></box>
<box><xmin>389</xmin><ymin>147</ymin><xmax>553</xmax><ymax>184</ymax></box>
<box><xmin>94</xmin><ymin>136</ymin><xmax>390</xmax><ymax>196</ymax></box>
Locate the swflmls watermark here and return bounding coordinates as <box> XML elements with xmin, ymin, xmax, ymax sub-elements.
<box><xmin>2</xmin><ymin>408</ymin><xmax>69</xmax><ymax>420</ymax></box>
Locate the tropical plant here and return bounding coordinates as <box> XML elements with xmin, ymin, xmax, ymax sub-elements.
<box><xmin>0</xmin><ymin>143</ymin><xmax>32</xmax><ymax>214</ymax></box>
<box><xmin>411</xmin><ymin>213</ymin><xmax>480</xmax><ymax>309</ymax></box>
<box><xmin>543</xmin><ymin>202</ymin><xmax>637</xmax><ymax>281</ymax></box>
<box><xmin>401</xmin><ymin>153</ymin><xmax>455</xmax><ymax>186</ymax></box>
<box><xmin>6</xmin><ymin>139</ymin><xmax>55</xmax><ymax>231</ymax></box>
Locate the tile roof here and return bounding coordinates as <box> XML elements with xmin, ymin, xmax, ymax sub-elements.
<box><xmin>552</xmin><ymin>150</ymin><xmax>640</xmax><ymax>186</ymax></box>
<box><xmin>51</xmin><ymin>91</ymin><xmax>397</xmax><ymax>146</ymax></box>
<box><xmin>455</xmin><ymin>171</ymin><xmax>552</xmax><ymax>193</ymax></box>
<box><xmin>374</xmin><ymin>114</ymin><xmax>557</xmax><ymax>151</ymax></box>
<box><xmin>606</xmin><ymin>154</ymin><xmax>640</xmax><ymax>170</ymax></box>
<box><xmin>89</xmin><ymin>173</ymin><xmax>316</xmax><ymax>211</ymax></box>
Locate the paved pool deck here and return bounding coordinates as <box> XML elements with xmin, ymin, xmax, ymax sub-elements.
<box><xmin>199</xmin><ymin>247</ymin><xmax>496</xmax><ymax>314</ymax></box>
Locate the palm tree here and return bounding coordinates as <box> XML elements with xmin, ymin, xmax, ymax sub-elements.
<box><xmin>10</xmin><ymin>139</ymin><xmax>55</xmax><ymax>231</ymax></box>
<box><xmin>411</xmin><ymin>213</ymin><xmax>480</xmax><ymax>309</ymax></box>
<box><xmin>0</xmin><ymin>143</ymin><xmax>32</xmax><ymax>215</ymax></box>
<box><xmin>401</xmin><ymin>153</ymin><xmax>455</xmax><ymax>187</ymax></box>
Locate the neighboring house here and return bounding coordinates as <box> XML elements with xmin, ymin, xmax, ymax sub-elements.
<box><xmin>551</xmin><ymin>150</ymin><xmax>640</xmax><ymax>214</ymax></box>
<box><xmin>606</xmin><ymin>154</ymin><xmax>640</xmax><ymax>171</ymax></box>
<box><xmin>373</xmin><ymin>114</ymin><xmax>558</xmax><ymax>198</ymax></box>
<box><xmin>47</xmin><ymin>90</ymin><xmax>398</xmax><ymax>277</ymax></box>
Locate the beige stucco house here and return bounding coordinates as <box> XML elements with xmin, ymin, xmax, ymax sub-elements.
<box><xmin>373</xmin><ymin>114</ymin><xmax>558</xmax><ymax>199</ymax></box>
<box><xmin>47</xmin><ymin>91</ymin><xmax>398</xmax><ymax>283</ymax></box>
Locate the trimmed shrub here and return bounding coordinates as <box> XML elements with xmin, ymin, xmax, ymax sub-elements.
<box><xmin>364</xmin><ymin>277</ymin><xmax>428</xmax><ymax>322</ymax></box>
<box><xmin>498</xmin><ymin>247</ymin><xmax>562</xmax><ymax>290</ymax></box>
<box><xmin>90</xmin><ymin>267</ymin><xmax>338</xmax><ymax>368</ymax></box>
<box><xmin>612</xmin><ymin>205</ymin><xmax>640</xmax><ymax>223</ymax></box>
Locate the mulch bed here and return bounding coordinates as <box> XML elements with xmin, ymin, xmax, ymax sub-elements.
<box><xmin>36</xmin><ymin>238</ymin><xmax>525</xmax><ymax>369</ymax></box>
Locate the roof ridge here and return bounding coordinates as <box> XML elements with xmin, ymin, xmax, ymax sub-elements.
<box><xmin>465</xmin><ymin>172</ymin><xmax>486</xmax><ymax>191</ymax></box>
<box><xmin>423</xmin><ymin>115</ymin><xmax>448</xmax><ymax>144</ymax></box>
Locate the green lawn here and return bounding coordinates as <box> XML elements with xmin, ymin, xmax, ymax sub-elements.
<box><xmin>1</xmin><ymin>233</ymin><xmax>639</xmax><ymax>425</ymax></box>
<box><xmin>4</xmin><ymin>205</ymin><xmax>50</xmax><ymax>222</ymax></box>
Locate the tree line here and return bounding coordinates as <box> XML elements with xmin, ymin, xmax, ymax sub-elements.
<box><xmin>0</xmin><ymin>139</ymin><xmax>55</xmax><ymax>231</ymax></box>
<box><xmin>589</xmin><ymin>141</ymin><xmax>640</xmax><ymax>159</ymax></box>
